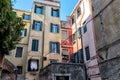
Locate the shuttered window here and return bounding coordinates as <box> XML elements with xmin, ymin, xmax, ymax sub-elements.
<box><xmin>34</xmin><ymin>5</ymin><xmax>44</xmax><ymax>14</ymax></box>
<box><xmin>51</xmin><ymin>8</ymin><xmax>59</xmax><ymax>17</ymax></box>
<box><xmin>32</xmin><ymin>20</ymin><xmax>42</xmax><ymax>31</ymax></box>
<box><xmin>31</xmin><ymin>39</ymin><xmax>39</xmax><ymax>51</ymax></box>
<box><xmin>85</xmin><ymin>46</ymin><xmax>90</xmax><ymax>60</ymax></box>
<box><xmin>50</xmin><ymin>23</ymin><xmax>59</xmax><ymax>33</ymax></box>
<box><xmin>49</xmin><ymin>42</ymin><xmax>60</xmax><ymax>54</ymax></box>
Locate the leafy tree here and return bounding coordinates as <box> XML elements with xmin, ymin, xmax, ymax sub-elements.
<box><xmin>0</xmin><ymin>0</ymin><xmax>25</xmax><ymax>63</ymax></box>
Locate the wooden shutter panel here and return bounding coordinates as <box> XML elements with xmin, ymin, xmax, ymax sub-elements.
<box><xmin>40</xmin><ymin>22</ymin><xmax>42</xmax><ymax>31</ymax></box>
<box><xmin>57</xmin><ymin>42</ymin><xmax>60</xmax><ymax>54</ymax></box>
<box><xmin>49</xmin><ymin>42</ymin><xmax>52</xmax><ymax>53</ymax></box>
<box><xmin>51</xmin><ymin>8</ymin><xmax>53</xmax><ymax>16</ymax></box>
<box><xmin>22</xmin><ymin>13</ymin><xmax>25</xmax><ymax>19</ymax></box>
<box><xmin>57</xmin><ymin>24</ymin><xmax>59</xmax><ymax>33</ymax></box>
<box><xmin>25</xmin><ymin>29</ymin><xmax>27</xmax><ymax>36</ymax></box>
<box><xmin>50</xmin><ymin>23</ymin><xmax>53</xmax><ymax>32</ymax></box>
<box><xmin>34</xmin><ymin>5</ymin><xmax>37</xmax><ymax>13</ymax></box>
<box><xmin>41</xmin><ymin>6</ymin><xmax>44</xmax><ymax>14</ymax></box>
<box><xmin>32</xmin><ymin>20</ymin><xmax>35</xmax><ymax>30</ymax></box>
<box><xmin>57</xmin><ymin>9</ymin><xmax>59</xmax><ymax>17</ymax></box>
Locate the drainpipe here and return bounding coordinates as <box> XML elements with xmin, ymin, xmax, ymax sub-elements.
<box><xmin>41</xmin><ymin>6</ymin><xmax>46</xmax><ymax>69</ymax></box>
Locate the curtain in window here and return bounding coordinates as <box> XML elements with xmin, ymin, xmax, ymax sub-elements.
<box><xmin>30</xmin><ymin>60</ymin><xmax>37</xmax><ymax>70</ymax></box>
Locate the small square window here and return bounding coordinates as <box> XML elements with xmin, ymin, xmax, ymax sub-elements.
<box><xmin>17</xmin><ymin>66</ymin><xmax>23</xmax><ymax>74</ymax></box>
<box><xmin>15</xmin><ymin>47</ymin><xmax>23</xmax><ymax>58</ymax></box>
<box><xmin>71</xmin><ymin>16</ymin><xmax>75</xmax><ymax>25</ymax></box>
<box><xmin>32</xmin><ymin>20</ymin><xmax>42</xmax><ymax>31</ymax></box>
<box><xmin>50</xmin><ymin>23</ymin><xmax>59</xmax><ymax>33</ymax></box>
<box><xmin>51</xmin><ymin>8</ymin><xmax>59</xmax><ymax>17</ymax></box>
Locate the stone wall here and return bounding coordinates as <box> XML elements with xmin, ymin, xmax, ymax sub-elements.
<box><xmin>39</xmin><ymin>63</ymin><xmax>86</xmax><ymax>80</ymax></box>
<box><xmin>90</xmin><ymin>0</ymin><xmax>120</xmax><ymax>79</ymax></box>
<box><xmin>99</xmin><ymin>57</ymin><xmax>120</xmax><ymax>80</ymax></box>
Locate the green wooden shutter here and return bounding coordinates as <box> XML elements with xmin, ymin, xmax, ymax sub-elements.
<box><xmin>24</xmin><ymin>29</ymin><xmax>27</xmax><ymax>36</ymax></box>
<box><xmin>57</xmin><ymin>24</ymin><xmax>59</xmax><ymax>33</ymax></box>
<box><xmin>57</xmin><ymin>42</ymin><xmax>60</xmax><ymax>54</ymax></box>
<box><xmin>50</xmin><ymin>23</ymin><xmax>53</xmax><ymax>32</ymax></box>
<box><xmin>49</xmin><ymin>42</ymin><xmax>52</xmax><ymax>53</ymax></box>
<box><xmin>51</xmin><ymin>8</ymin><xmax>53</xmax><ymax>16</ymax></box>
<box><xmin>32</xmin><ymin>20</ymin><xmax>35</xmax><ymax>30</ymax></box>
<box><xmin>57</xmin><ymin>9</ymin><xmax>59</xmax><ymax>17</ymax></box>
<box><xmin>34</xmin><ymin>5</ymin><xmax>37</xmax><ymax>13</ymax></box>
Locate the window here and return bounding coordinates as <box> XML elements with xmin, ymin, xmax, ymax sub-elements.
<box><xmin>83</xmin><ymin>21</ymin><xmax>87</xmax><ymax>33</ymax></box>
<box><xmin>71</xmin><ymin>16</ymin><xmax>75</xmax><ymax>24</ymax></box>
<box><xmin>51</xmin><ymin>8</ymin><xmax>59</xmax><ymax>17</ymax></box>
<box><xmin>85</xmin><ymin>46</ymin><xmax>90</xmax><ymax>60</ymax></box>
<box><xmin>49</xmin><ymin>59</ymin><xmax>57</xmax><ymax>64</ymax></box>
<box><xmin>62</xmin><ymin>49</ymin><xmax>69</xmax><ymax>55</ymax></box>
<box><xmin>50</xmin><ymin>23</ymin><xmax>59</xmax><ymax>33</ymax></box>
<box><xmin>15</xmin><ymin>47</ymin><xmax>23</xmax><ymax>58</ymax></box>
<box><xmin>32</xmin><ymin>20</ymin><xmax>42</xmax><ymax>31</ymax></box>
<box><xmin>77</xmin><ymin>7</ymin><xmax>81</xmax><ymax>17</ymax></box>
<box><xmin>23</xmin><ymin>14</ymin><xmax>31</xmax><ymax>20</ymax></box>
<box><xmin>34</xmin><ymin>5</ymin><xmax>44</xmax><ymax>14</ymax></box>
<box><xmin>62</xmin><ymin>49</ymin><xmax>69</xmax><ymax>62</ymax></box>
<box><xmin>28</xmin><ymin>59</ymin><xmax>39</xmax><ymax>71</ymax></box>
<box><xmin>17</xmin><ymin>66</ymin><xmax>23</xmax><ymax>74</ymax></box>
<box><xmin>21</xmin><ymin>29</ymin><xmax>27</xmax><ymax>37</ymax></box>
<box><xmin>50</xmin><ymin>42</ymin><xmax>60</xmax><ymax>53</ymax></box>
<box><xmin>31</xmin><ymin>39</ymin><xmax>39</xmax><ymax>51</ymax></box>
<box><xmin>72</xmin><ymin>32</ymin><xmax>76</xmax><ymax>43</ymax></box>
<box><xmin>78</xmin><ymin>27</ymin><xmax>81</xmax><ymax>36</ymax></box>
<box><xmin>71</xmin><ymin>49</ymin><xmax>83</xmax><ymax>63</ymax></box>
<box><xmin>62</xmin><ymin>30</ymin><xmax>68</xmax><ymax>40</ymax></box>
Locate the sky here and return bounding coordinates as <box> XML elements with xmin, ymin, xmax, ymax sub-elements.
<box><xmin>12</xmin><ymin>0</ymin><xmax>78</xmax><ymax>20</ymax></box>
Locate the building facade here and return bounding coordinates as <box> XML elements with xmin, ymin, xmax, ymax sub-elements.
<box><xmin>70</xmin><ymin>0</ymin><xmax>101</xmax><ymax>80</ymax></box>
<box><xmin>61</xmin><ymin>17</ymin><xmax>73</xmax><ymax>62</ymax></box>
<box><xmin>5</xmin><ymin>0</ymin><xmax>61</xmax><ymax>80</ymax></box>
<box><xmin>90</xmin><ymin>0</ymin><xmax>120</xmax><ymax>79</ymax></box>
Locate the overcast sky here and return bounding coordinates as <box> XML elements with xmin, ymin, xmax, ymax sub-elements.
<box><xmin>12</xmin><ymin>0</ymin><xmax>78</xmax><ymax>20</ymax></box>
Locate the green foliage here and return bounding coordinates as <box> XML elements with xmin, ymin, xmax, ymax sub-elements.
<box><xmin>0</xmin><ymin>0</ymin><xmax>25</xmax><ymax>55</ymax></box>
